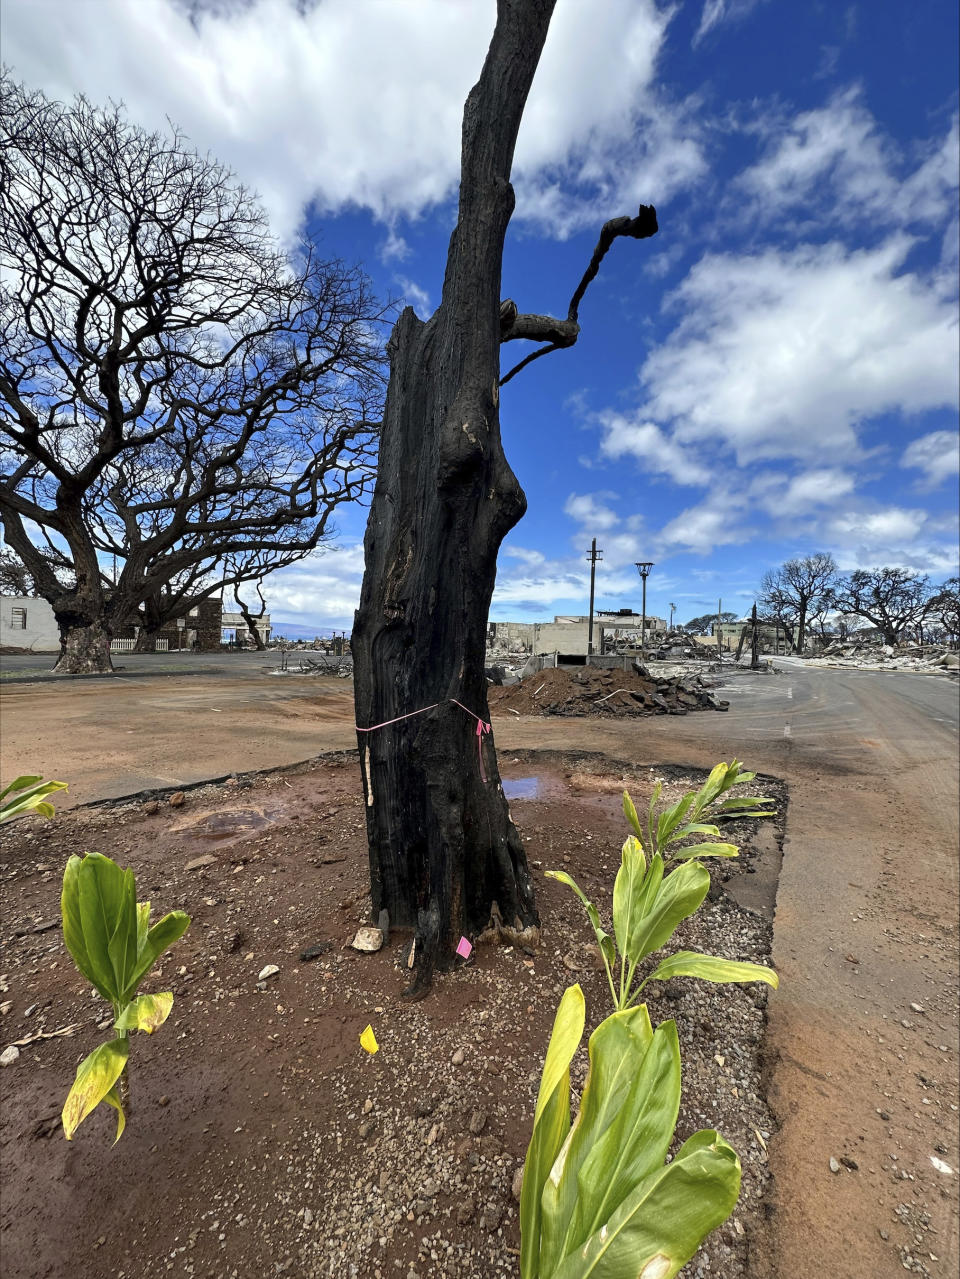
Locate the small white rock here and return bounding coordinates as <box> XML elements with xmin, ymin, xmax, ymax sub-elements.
<box><xmin>258</xmin><ymin>964</ymin><xmax>280</xmax><ymax>981</ymax></box>
<box><xmin>829</xmin><ymin>1157</ymin><xmax>841</xmax><ymax>1174</ymax></box>
<box><xmin>930</xmin><ymin>1156</ymin><xmax>954</xmax><ymax>1176</ymax></box>
<box><xmin>351</xmin><ymin>927</ymin><xmax>383</xmax><ymax>953</ymax></box>
<box><xmin>0</xmin><ymin>1045</ymin><xmax>20</xmax><ymax>1067</ymax></box>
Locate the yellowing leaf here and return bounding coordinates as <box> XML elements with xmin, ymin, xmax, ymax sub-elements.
<box><xmin>114</xmin><ymin>992</ymin><xmax>174</xmax><ymax>1034</ymax></box>
<box><xmin>62</xmin><ymin>1038</ymin><xmax>129</xmax><ymax>1140</ymax></box>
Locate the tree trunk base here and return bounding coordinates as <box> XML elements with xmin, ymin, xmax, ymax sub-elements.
<box><xmin>53</xmin><ymin>619</ymin><xmax>113</xmax><ymax>674</ymax></box>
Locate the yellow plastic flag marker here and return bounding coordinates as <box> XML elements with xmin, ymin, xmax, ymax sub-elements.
<box><xmin>360</xmin><ymin>1025</ymin><xmax>379</xmax><ymax>1054</ymax></box>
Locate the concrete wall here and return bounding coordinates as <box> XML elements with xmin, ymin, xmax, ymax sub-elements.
<box><xmin>0</xmin><ymin>596</ymin><xmax>59</xmax><ymax>651</ymax></box>
<box><xmin>533</xmin><ymin>620</ymin><xmax>591</xmax><ymax>655</ymax></box>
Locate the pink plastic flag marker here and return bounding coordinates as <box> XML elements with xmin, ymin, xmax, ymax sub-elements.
<box><xmin>456</xmin><ymin>936</ymin><xmax>473</xmax><ymax>960</ymax></box>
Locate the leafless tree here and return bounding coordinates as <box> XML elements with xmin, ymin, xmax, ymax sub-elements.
<box><xmin>0</xmin><ymin>76</ymin><xmax>387</xmax><ymax>673</ymax></box>
<box><xmin>352</xmin><ymin>0</ymin><xmax>659</xmax><ymax>993</ymax></box>
<box><xmin>923</xmin><ymin>577</ymin><xmax>959</xmax><ymax>645</ymax></box>
<box><xmin>759</xmin><ymin>553</ymin><xmax>838</xmax><ymax>653</ymax></box>
<box><xmin>828</xmin><ymin>566</ymin><xmax>931</xmax><ymax>646</ymax></box>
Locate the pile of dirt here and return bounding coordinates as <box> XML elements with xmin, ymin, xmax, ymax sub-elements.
<box><xmin>487</xmin><ymin>664</ymin><xmax>728</xmax><ymax>718</ymax></box>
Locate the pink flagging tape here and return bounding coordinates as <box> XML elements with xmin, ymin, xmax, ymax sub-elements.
<box><xmin>456</xmin><ymin>936</ymin><xmax>473</xmax><ymax>960</ymax></box>
<box><xmin>354</xmin><ymin>702</ymin><xmax>440</xmax><ymax>733</ymax></box>
<box><xmin>355</xmin><ymin>698</ymin><xmax>492</xmax><ymax>782</ymax></box>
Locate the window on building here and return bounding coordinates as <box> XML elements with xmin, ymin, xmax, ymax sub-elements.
<box><xmin>10</xmin><ymin>607</ymin><xmax>27</xmax><ymax>629</ymax></box>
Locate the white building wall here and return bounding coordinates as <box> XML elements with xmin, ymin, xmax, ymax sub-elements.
<box><xmin>0</xmin><ymin>596</ymin><xmax>59</xmax><ymax>651</ymax></box>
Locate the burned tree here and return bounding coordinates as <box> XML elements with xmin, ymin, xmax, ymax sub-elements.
<box><xmin>759</xmin><ymin>553</ymin><xmax>837</xmax><ymax>654</ymax></box>
<box><xmin>828</xmin><ymin>567</ymin><xmax>932</xmax><ymax>646</ymax></box>
<box><xmin>0</xmin><ymin>77</ymin><xmax>386</xmax><ymax>673</ymax></box>
<box><xmin>352</xmin><ymin>0</ymin><xmax>658</xmax><ymax>992</ymax></box>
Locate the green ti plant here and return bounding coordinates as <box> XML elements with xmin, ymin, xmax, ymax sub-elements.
<box><xmin>548</xmin><ymin>760</ymin><xmax>778</xmax><ymax>1012</ymax></box>
<box><xmin>518</xmin><ymin>761</ymin><xmax>780</xmax><ymax>1277</ymax></box>
<box><xmin>1</xmin><ymin>775</ymin><xmax>68</xmax><ymax>822</ymax></box>
<box><xmin>521</xmin><ymin>985</ymin><xmax>742</xmax><ymax>1279</ymax></box>
<box><xmin>60</xmin><ymin>852</ymin><xmax>190</xmax><ymax>1142</ymax></box>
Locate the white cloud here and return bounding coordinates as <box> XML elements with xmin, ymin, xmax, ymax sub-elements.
<box><xmin>901</xmin><ymin>430</ymin><xmax>960</xmax><ymax>487</ymax></box>
<box><xmin>821</xmin><ymin>506</ymin><xmax>958</xmax><ymax>574</ymax></box>
<box><xmin>3</xmin><ymin>0</ymin><xmax>702</xmax><ymax>245</ymax></box>
<box><xmin>597</xmin><ymin>413</ymin><xmax>711</xmax><ymax>485</ymax></box>
<box><xmin>656</xmin><ymin>495</ymin><xmax>751</xmax><ymax>555</ymax></box>
<box><xmin>501</xmin><ymin>546</ymin><xmax>546</xmax><ymax>568</ymax></box>
<box><xmin>639</xmin><ymin>237</ymin><xmax>958</xmax><ymax>465</ymax></box>
<box><xmin>563</xmin><ymin>491</ymin><xmax>620</xmax><ymax>532</ymax></box>
<box><xmin>759</xmin><ymin>468</ymin><xmax>856</xmax><ymax>518</ymax></box>
<box><xmin>394</xmin><ymin>276</ymin><xmax>431</xmax><ymax>318</ymax></box>
<box><xmin>693</xmin><ymin>0</ymin><xmax>769</xmax><ymax>47</ymax></box>
<box><xmin>263</xmin><ymin>542</ymin><xmax>365</xmax><ymax>629</ymax></box>
<box><xmin>737</xmin><ymin>89</ymin><xmax>959</xmax><ymax>232</ymax></box>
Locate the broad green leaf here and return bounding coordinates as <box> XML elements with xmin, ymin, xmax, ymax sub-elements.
<box><xmin>0</xmin><ymin>777</ymin><xmax>68</xmax><ymax>822</ymax></box>
<box><xmin>77</xmin><ymin>854</ymin><xmax>128</xmax><ymax>1001</ymax></box>
<box><xmin>646</xmin><ymin>782</ymin><xmax>662</xmax><ymax>856</ymax></box>
<box><xmin>62</xmin><ymin>1038</ymin><xmax>129</xmax><ymax>1140</ymax></box>
<box><xmin>669</xmin><ymin>822</ymin><xmax>720</xmax><ymax>843</ymax></box>
<box><xmin>612</xmin><ymin>838</ymin><xmax>646</xmax><ymax>960</ymax></box>
<box><xmin>669</xmin><ymin>842</ymin><xmax>739</xmax><ymax>861</ymax></box>
<box><xmin>644</xmin><ymin>951</ymin><xmax>779</xmax><ymax>990</ymax></box>
<box><xmin>629</xmin><ymin>861</ymin><xmax>709</xmax><ymax>963</ymax></box>
<box><xmin>717</xmin><ymin>796</ymin><xmax>774</xmax><ymax>811</ymax></box>
<box><xmin>0</xmin><ymin>775</ymin><xmax>43</xmax><ymax>800</ymax></box>
<box><xmin>540</xmin><ymin>1005</ymin><xmax>654</xmax><ymax>1276</ymax></box>
<box><xmin>695</xmin><ymin>763</ymin><xmax>730</xmax><ymax>811</ymax></box>
<box><xmin>520</xmin><ymin>985</ymin><xmax>585</xmax><ymax>1279</ymax></box>
<box><xmin>718</xmin><ymin>810</ymin><xmax>776</xmax><ymax>819</ymax></box>
<box><xmin>114</xmin><ymin>991</ymin><xmax>174</xmax><ymax>1033</ymax></box>
<box><xmin>123</xmin><ymin>910</ymin><xmax>190</xmax><ymax>1000</ymax></box>
<box><xmin>61</xmin><ymin>856</ymin><xmax>111</xmax><ymax>1000</ymax></box>
<box><xmin>622</xmin><ymin>791</ymin><xmax>643</xmax><ymax>842</ymax></box>
<box><xmin>657</xmin><ymin>793</ymin><xmax>694</xmax><ymax>850</ymax></box>
<box><xmin>107</xmin><ymin>868</ymin><xmax>138</xmax><ymax>995</ymax></box>
<box><xmin>567</xmin><ymin>1019</ymin><xmax>683</xmax><ymax>1257</ymax></box>
<box><xmin>136</xmin><ymin>901</ymin><xmax>151</xmax><ymax>957</ymax></box>
<box><xmin>550</xmin><ymin>1129</ymin><xmax>741</xmax><ymax>1279</ymax></box>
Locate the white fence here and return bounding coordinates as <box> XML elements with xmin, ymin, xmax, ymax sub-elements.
<box><xmin>110</xmin><ymin>637</ymin><xmax>170</xmax><ymax>652</ymax></box>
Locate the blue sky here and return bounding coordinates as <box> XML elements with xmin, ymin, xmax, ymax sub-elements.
<box><xmin>5</xmin><ymin>0</ymin><xmax>958</xmax><ymax>637</ymax></box>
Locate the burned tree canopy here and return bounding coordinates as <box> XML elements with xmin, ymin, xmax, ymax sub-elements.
<box><xmin>352</xmin><ymin>0</ymin><xmax>658</xmax><ymax>993</ymax></box>
<box><xmin>0</xmin><ymin>76</ymin><xmax>387</xmax><ymax>673</ymax></box>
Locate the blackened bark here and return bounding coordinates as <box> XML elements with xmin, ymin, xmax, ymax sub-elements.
<box><xmin>352</xmin><ymin>0</ymin><xmax>555</xmax><ymax>993</ymax></box>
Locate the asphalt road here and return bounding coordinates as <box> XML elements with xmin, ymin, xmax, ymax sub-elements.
<box><xmin>1</xmin><ymin>658</ymin><xmax>956</xmax><ymax>1275</ymax></box>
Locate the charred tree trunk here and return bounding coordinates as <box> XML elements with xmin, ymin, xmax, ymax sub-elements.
<box><xmin>750</xmin><ymin>603</ymin><xmax>760</xmax><ymax>670</ymax></box>
<box><xmin>53</xmin><ymin>611</ymin><xmax>113</xmax><ymax>674</ymax></box>
<box><xmin>235</xmin><ymin>586</ymin><xmax>267</xmax><ymax>651</ymax></box>
<box><xmin>352</xmin><ymin>0</ymin><xmax>555</xmax><ymax>993</ymax></box>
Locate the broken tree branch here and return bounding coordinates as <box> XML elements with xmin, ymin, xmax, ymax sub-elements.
<box><xmin>498</xmin><ymin>204</ymin><xmax>658</xmax><ymax>387</ymax></box>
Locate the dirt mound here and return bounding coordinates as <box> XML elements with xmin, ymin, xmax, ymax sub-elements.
<box><xmin>488</xmin><ymin>664</ymin><xmax>726</xmax><ymax>717</ymax></box>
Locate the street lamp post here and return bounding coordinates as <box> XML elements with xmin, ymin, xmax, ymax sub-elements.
<box><xmin>635</xmin><ymin>562</ymin><xmax>654</xmax><ymax>662</ymax></box>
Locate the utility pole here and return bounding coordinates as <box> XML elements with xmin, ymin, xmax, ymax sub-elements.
<box><xmin>669</xmin><ymin>602</ymin><xmax>676</xmax><ymax>632</ymax></box>
<box><xmin>586</xmin><ymin>539</ymin><xmax>602</xmax><ymax>658</ymax></box>
<box><xmin>635</xmin><ymin>562</ymin><xmax>654</xmax><ymax>662</ymax></box>
<box><xmin>717</xmin><ymin>597</ymin><xmax>723</xmax><ymax>666</ymax></box>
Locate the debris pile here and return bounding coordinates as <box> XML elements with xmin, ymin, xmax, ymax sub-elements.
<box><xmin>487</xmin><ymin>664</ymin><xmax>728</xmax><ymax>718</ymax></box>
<box><xmin>808</xmin><ymin>643</ymin><xmax>959</xmax><ymax>673</ymax></box>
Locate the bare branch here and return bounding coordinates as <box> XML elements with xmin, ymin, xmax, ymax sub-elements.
<box><xmin>497</xmin><ymin>204</ymin><xmax>657</xmax><ymax>386</ymax></box>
